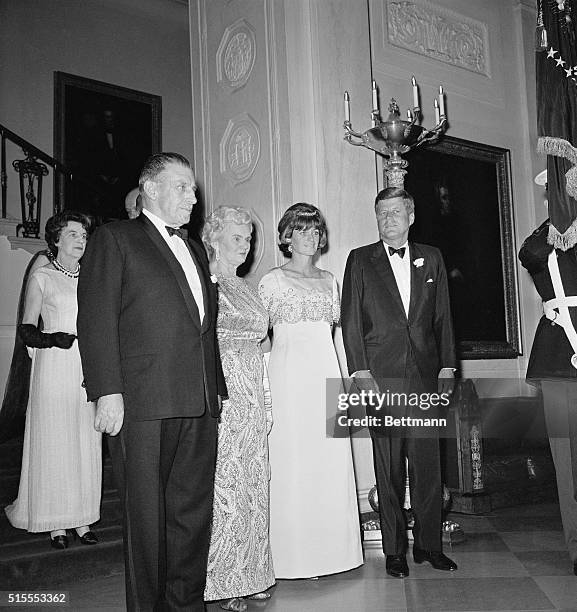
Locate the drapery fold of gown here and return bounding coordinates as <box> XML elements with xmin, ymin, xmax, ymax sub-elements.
<box><xmin>0</xmin><ymin>250</ymin><xmax>53</xmax><ymax>444</ymax></box>
<box><xmin>259</xmin><ymin>267</ymin><xmax>363</xmax><ymax>579</ymax></box>
<box><xmin>5</xmin><ymin>267</ymin><xmax>101</xmax><ymax>532</ymax></box>
<box><xmin>204</xmin><ymin>276</ymin><xmax>275</xmax><ymax>600</ymax></box>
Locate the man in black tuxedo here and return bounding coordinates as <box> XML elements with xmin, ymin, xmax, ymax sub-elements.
<box><xmin>341</xmin><ymin>186</ymin><xmax>458</xmax><ymax>578</ymax></box>
<box><xmin>77</xmin><ymin>153</ymin><xmax>226</xmax><ymax>611</ymax></box>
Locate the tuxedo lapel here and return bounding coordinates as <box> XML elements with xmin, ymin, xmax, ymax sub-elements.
<box><xmin>370</xmin><ymin>242</ymin><xmax>406</xmax><ymax>319</ymax></box>
<box><xmin>138</xmin><ymin>216</ymin><xmax>201</xmax><ymax>329</ymax></box>
<box><xmin>186</xmin><ymin>238</ymin><xmax>213</xmax><ymax>333</ymax></box>
<box><xmin>408</xmin><ymin>243</ymin><xmax>421</xmax><ymax>323</ymax></box>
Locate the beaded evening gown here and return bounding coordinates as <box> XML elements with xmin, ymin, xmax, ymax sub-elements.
<box><xmin>204</xmin><ymin>276</ymin><xmax>275</xmax><ymax>600</ymax></box>
<box><xmin>5</xmin><ymin>267</ymin><xmax>102</xmax><ymax>532</ymax></box>
<box><xmin>258</xmin><ymin>267</ymin><xmax>363</xmax><ymax>578</ymax></box>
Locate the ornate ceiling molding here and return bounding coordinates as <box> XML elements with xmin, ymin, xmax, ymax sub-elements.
<box><xmin>386</xmin><ymin>0</ymin><xmax>491</xmax><ymax>77</ymax></box>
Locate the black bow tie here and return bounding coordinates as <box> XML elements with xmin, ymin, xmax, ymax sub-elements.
<box><xmin>166</xmin><ymin>226</ymin><xmax>188</xmax><ymax>240</ymax></box>
<box><xmin>388</xmin><ymin>246</ymin><xmax>406</xmax><ymax>258</ymax></box>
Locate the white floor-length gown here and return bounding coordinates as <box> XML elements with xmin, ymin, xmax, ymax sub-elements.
<box><xmin>5</xmin><ymin>267</ymin><xmax>102</xmax><ymax>532</ymax></box>
<box><xmin>259</xmin><ymin>267</ymin><xmax>363</xmax><ymax>578</ymax></box>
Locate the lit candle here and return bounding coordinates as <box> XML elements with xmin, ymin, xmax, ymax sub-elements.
<box><xmin>411</xmin><ymin>75</ymin><xmax>419</xmax><ymax>108</ymax></box>
<box><xmin>438</xmin><ymin>85</ymin><xmax>445</xmax><ymax>117</ymax></box>
<box><xmin>372</xmin><ymin>80</ymin><xmax>379</xmax><ymax>113</ymax></box>
<box><xmin>344</xmin><ymin>91</ymin><xmax>350</xmax><ymax>123</ymax></box>
<box><xmin>434</xmin><ymin>99</ymin><xmax>440</xmax><ymax>124</ymax></box>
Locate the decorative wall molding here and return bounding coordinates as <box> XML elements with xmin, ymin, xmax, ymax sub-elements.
<box><xmin>216</xmin><ymin>18</ymin><xmax>257</xmax><ymax>92</ymax></box>
<box><xmin>219</xmin><ymin>113</ymin><xmax>261</xmax><ymax>185</ymax></box>
<box><xmin>7</xmin><ymin>236</ymin><xmax>46</xmax><ymax>254</ymax></box>
<box><xmin>264</xmin><ymin>0</ymin><xmax>285</xmax><ymax>269</ymax></box>
<box><xmin>386</xmin><ymin>0</ymin><xmax>490</xmax><ymax>77</ymax></box>
<box><xmin>0</xmin><ymin>216</ymin><xmax>20</xmax><ymax>237</ymax></box>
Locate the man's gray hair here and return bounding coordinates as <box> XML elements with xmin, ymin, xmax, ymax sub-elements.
<box><xmin>138</xmin><ymin>153</ymin><xmax>192</xmax><ymax>191</ymax></box>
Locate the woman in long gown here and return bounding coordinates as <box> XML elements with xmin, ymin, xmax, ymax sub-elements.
<box><xmin>5</xmin><ymin>211</ymin><xmax>102</xmax><ymax>549</ymax></box>
<box><xmin>202</xmin><ymin>206</ymin><xmax>275</xmax><ymax>612</ymax></box>
<box><xmin>258</xmin><ymin>202</ymin><xmax>363</xmax><ymax>579</ymax></box>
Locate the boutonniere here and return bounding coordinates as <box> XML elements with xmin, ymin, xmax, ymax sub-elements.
<box><xmin>210</xmin><ymin>274</ymin><xmax>218</xmax><ymax>284</ymax></box>
<box><xmin>413</xmin><ymin>257</ymin><xmax>424</xmax><ymax>268</ymax></box>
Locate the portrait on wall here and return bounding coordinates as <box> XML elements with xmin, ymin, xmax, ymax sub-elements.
<box><xmin>404</xmin><ymin>136</ymin><xmax>520</xmax><ymax>360</ymax></box>
<box><xmin>54</xmin><ymin>72</ymin><xmax>161</xmax><ymax>223</ymax></box>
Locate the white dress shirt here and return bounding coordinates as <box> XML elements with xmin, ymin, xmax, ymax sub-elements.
<box><xmin>142</xmin><ymin>208</ymin><xmax>205</xmax><ymax>323</ymax></box>
<box><xmin>352</xmin><ymin>242</ymin><xmax>455</xmax><ymax>380</ymax></box>
<box><xmin>384</xmin><ymin>240</ymin><xmax>410</xmax><ymax>317</ymax></box>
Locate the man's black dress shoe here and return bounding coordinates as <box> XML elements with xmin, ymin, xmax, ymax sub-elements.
<box><xmin>413</xmin><ymin>546</ymin><xmax>457</xmax><ymax>571</ymax></box>
<box><xmin>385</xmin><ymin>554</ymin><xmax>409</xmax><ymax>578</ymax></box>
<box><xmin>75</xmin><ymin>530</ymin><xmax>98</xmax><ymax>545</ymax></box>
<box><xmin>50</xmin><ymin>535</ymin><xmax>68</xmax><ymax>550</ymax></box>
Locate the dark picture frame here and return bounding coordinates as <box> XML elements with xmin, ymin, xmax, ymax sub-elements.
<box><xmin>404</xmin><ymin>136</ymin><xmax>520</xmax><ymax>360</ymax></box>
<box><xmin>54</xmin><ymin>72</ymin><xmax>162</xmax><ymax>222</ymax></box>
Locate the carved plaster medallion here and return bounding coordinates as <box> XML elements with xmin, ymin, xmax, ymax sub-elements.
<box><xmin>217</xmin><ymin>19</ymin><xmax>256</xmax><ymax>91</ymax></box>
<box><xmin>220</xmin><ymin>113</ymin><xmax>261</xmax><ymax>184</ymax></box>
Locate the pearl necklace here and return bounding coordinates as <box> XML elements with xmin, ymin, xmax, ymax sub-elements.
<box><xmin>53</xmin><ymin>258</ymin><xmax>80</xmax><ymax>278</ymax></box>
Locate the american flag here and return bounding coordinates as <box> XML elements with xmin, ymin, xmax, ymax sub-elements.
<box><xmin>536</xmin><ymin>0</ymin><xmax>577</xmax><ymax>248</ymax></box>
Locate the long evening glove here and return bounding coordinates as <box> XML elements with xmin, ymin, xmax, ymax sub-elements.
<box><xmin>18</xmin><ymin>324</ymin><xmax>76</xmax><ymax>349</ymax></box>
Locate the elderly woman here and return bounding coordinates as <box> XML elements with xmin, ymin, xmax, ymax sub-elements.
<box><xmin>258</xmin><ymin>203</ymin><xmax>363</xmax><ymax>579</ymax></box>
<box><xmin>202</xmin><ymin>206</ymin><xmax>274</xmax><ymax>612</ymax></box>
<box><xmin>5</xmin><ymin>211</ymin><xmax>102</xmax><ymax>549</ymax></box>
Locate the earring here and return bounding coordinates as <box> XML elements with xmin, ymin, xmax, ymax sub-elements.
<box><xmin>288</xmin><ymin>244</ymin><xmax>293</xmax><ymax>253</ymax></box>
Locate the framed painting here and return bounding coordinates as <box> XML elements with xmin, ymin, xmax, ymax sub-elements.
<box><xmin>54</xmin><ymin>72</ymin><xmax>162</xmax><ymax>222</ymax></box>
<box><xmin>404</xmin><ymin>136</ymin><xmax>520</xmax><ymax>360</ymax></box>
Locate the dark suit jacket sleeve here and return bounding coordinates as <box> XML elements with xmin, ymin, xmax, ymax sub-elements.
<box><xmin>77</xmin><ymin>225</ymin><xmax>124</xmax><ymax>402</ymax></box>
<box><xmin>341</xmin><ymin>250</ymin><xmax>370</xmax><ymax>375</ymax></box>
<box><xmin>432</xmin><ymin>248</ymin><xmax>457</xmax><ymax>370</ymax></box>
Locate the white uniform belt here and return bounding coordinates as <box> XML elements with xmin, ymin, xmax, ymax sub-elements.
<box><xmin>545</xmin><ymin>250</ymin><xmax>577</xmax><ymax>369</ymax></box>
<box><xmin>543</xmin><ymin>296</ymin><xmax>577</xmax><ymax>313</ymax></box>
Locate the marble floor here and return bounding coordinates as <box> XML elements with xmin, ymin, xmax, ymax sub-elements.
<box><xmin>19</xmin><ymin>503</ymin><xmax>577</xmax><ymax>611</ymax></box>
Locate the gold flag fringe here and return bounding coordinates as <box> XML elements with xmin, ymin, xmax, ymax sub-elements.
<box><xmin>538</xmin><ymin>137</ymin><xmax>577</xmax><ymax>249</ymax></box>
<box><xmin>538</xmin><ymin>136</ymin><xmax>577</xmax><ymax>200</ymax></box>
<box><xmin>548</xmin><ymin>217</ymin><xmax>577</xmax><ymax>250</ymax></box>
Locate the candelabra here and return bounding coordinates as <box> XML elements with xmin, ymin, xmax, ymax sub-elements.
<box><xmin>343</xmin><ymin>77</ymin><xmax>447</xmax><ymax>188</ymax></box>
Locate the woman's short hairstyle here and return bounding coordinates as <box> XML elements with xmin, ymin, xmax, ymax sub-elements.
<box><xmin>374</xmin><ymin>187</ymin><xmax>415</xmax><ymax>215</ymax></box>
<box><xmin>278</xmin><ymin>203</ymin><xmax>327</xmax><ymax>257</ymax></box>
<box><xmin>202</xmin><ymin>206</ymin><xmax>253</xmax><ymax>260</ymax></box>
<box><xmin>45</xmin><ymin>211</ymin><xmax>91</xmax><ymax>256</ymax></box>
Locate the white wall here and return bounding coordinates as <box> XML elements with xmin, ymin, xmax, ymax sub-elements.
<box><xmin>0</xmin><ymin>0</ymin><xmax>193</xmax><ymax>228</ymax></box>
